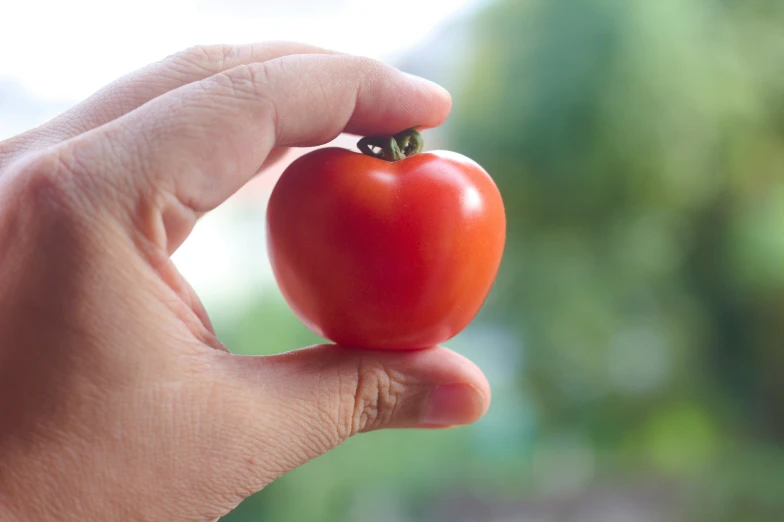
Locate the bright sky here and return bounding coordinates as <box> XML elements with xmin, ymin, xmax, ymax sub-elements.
<box><xmin>1</xmin><ymin>0</ymin><xmax>478</xmax><ymax>101</ymax></box>
<box><xmin>0</xmin><ymin>0</ymin><xmax>480</xmax><ymax>308</ymax></box>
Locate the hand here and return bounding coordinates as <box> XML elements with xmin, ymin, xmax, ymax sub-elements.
<box><xmin>0</xmin><ymin>43</ymin><xmax>490</xmax><ymax>521</ymax></box>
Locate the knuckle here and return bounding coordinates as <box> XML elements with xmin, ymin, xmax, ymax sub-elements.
<box><xmin>174</xmin><ymin>44</ymin><xmax>238</xmax><ymax>73</ymax></box>
<box><xmin>0</xmin><ymin>149</ymin><xmax>97</xmax><ymax>249</ymax></box>
<box><xmin>218</xmin><ymin>62</ymin><xmax>273</xmax><ymax>98</ymax></box>
<box><xmin>338</xmin><ymin>359</ymin><xmax>409</xmax><ymax>438</ymax></box>
<box><xmin>6</xmin><ymin>148</ymin><xmax>81</xmax><ymax>212</ymax></box>
<box><xmin>4</xmin><ymin>139</ymin><xmax>132</xmax><ymax>229</ymax></box>
<box><xmin>208</xmin><ymin>62</ymin><xmax>279</xmax><ymax>138</ymax></box>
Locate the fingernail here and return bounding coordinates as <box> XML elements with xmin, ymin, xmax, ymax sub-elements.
<box><xmin>422</xmin><ymin>384</ymin><xmax>486</xmax><ymax>427</ymax></box>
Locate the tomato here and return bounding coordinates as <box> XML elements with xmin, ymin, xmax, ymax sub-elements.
<box><xmin>266</xmin><ymin>129</ymin><xmax>505</xmax><ymax>350</ymax></box>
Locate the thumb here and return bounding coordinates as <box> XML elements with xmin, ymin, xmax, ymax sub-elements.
<box><xmin>212</xmin><ymin>345</ymin><xmax>490</xmax><ymax>489</ymax></box>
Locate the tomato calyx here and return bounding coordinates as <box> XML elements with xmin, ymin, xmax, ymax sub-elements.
<box><xmin>357</xmin><ymin>127</ymin><xmax>424</xmax><ymax>162</ymax></box>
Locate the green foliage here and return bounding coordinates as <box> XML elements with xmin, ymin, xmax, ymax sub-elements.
<box><xmin>452</xmin><ymin>0</ymin><xmax>784</xmax><ymax>423</ymax></box>
<box><xmin>447</xmin><ymin>0</ymin><xmax>784</xmax><ymax>518</ymax></box>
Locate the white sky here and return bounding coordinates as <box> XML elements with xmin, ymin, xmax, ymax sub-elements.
<box><xmin>0</xmin><ymin>0</ymin><xmax>479</xmax><ymax>307</ymax></box>
<box><xmin>1</xmin><ymin>0</ymin><xmax>477</xmax><ymax>101</ymax></box>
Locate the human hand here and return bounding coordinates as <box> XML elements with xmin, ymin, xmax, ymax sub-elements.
<box><xmin>0</xmin><ymin>43</ymin><xmax>490</xmax><ymax>521</ymax></box>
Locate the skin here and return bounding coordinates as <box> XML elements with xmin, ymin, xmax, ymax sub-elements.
<box><xmin>0</xmin><ymin>42</ymin><xmax>491</xmax><ymax>521</ymax></box>
<box><xmin>267</xmin><ymin>147</ymin><xmax>506</xmax><ymax>349</ymax></box>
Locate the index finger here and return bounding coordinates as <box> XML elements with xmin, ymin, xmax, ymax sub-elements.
<box><xmin>63</xmin><ymin>54</ymin><xmax>451</xmax><ymax>251</ymax></box>
<box><xmin>3</xmin><ymin>42</ymin><xmax>340</xmax><ymax>162</ymax></box>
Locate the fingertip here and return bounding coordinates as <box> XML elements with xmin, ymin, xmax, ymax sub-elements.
<box><xmin>421</xmin><ymin>382</ymin><xmax>488</xmax><ymax>428</ymax></box>
<box><xmin>343</xmin><ymin>60</ymin><xmax>452</xmax><ymax>137</ymax></box>
<box><xmin>444</xmin><ymin>350</ymin><xmax>492</xmax><ymax>423</ymax></box>
<box><xmin>379</xmin><ymin>345</ymin><xmax>492</xmax><ymax>428</ymax></box>
<box><xmin>425</xmin><ymin>347</ymin><xmax>491</xmax><ymax>427</ymax></box>
<box><xmin>399</xmin><ymin>72</ymin><xmax>452</xmax><ymax>130</ymax></box>
<box><xmin>403</xmin><ymin>72</ymin><xmax>452</xmax><ymax>130</ymax></box>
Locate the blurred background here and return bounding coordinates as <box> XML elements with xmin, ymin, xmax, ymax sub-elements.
<box><xmin>3</xmin><ymin>0</ymin><xmax>784</xmax><ymax>520</ymax></box>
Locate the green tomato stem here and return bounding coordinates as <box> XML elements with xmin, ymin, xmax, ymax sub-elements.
<box><xmin>357</xmin><ymin>127</ymin><xmax>424</xmax><ymax>161</ymax></box>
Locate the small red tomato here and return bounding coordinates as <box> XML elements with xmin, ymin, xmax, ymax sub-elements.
<box><xmin>266</xmin><ymin>129</ymin><xmax>505</xmax><ymax>350</ymax></box>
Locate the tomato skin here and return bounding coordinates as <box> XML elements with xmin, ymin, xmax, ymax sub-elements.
<box><xmin>266</xmin><ymin>147</ymin><xmax>506</xmax><ymax>350</ymax></box>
